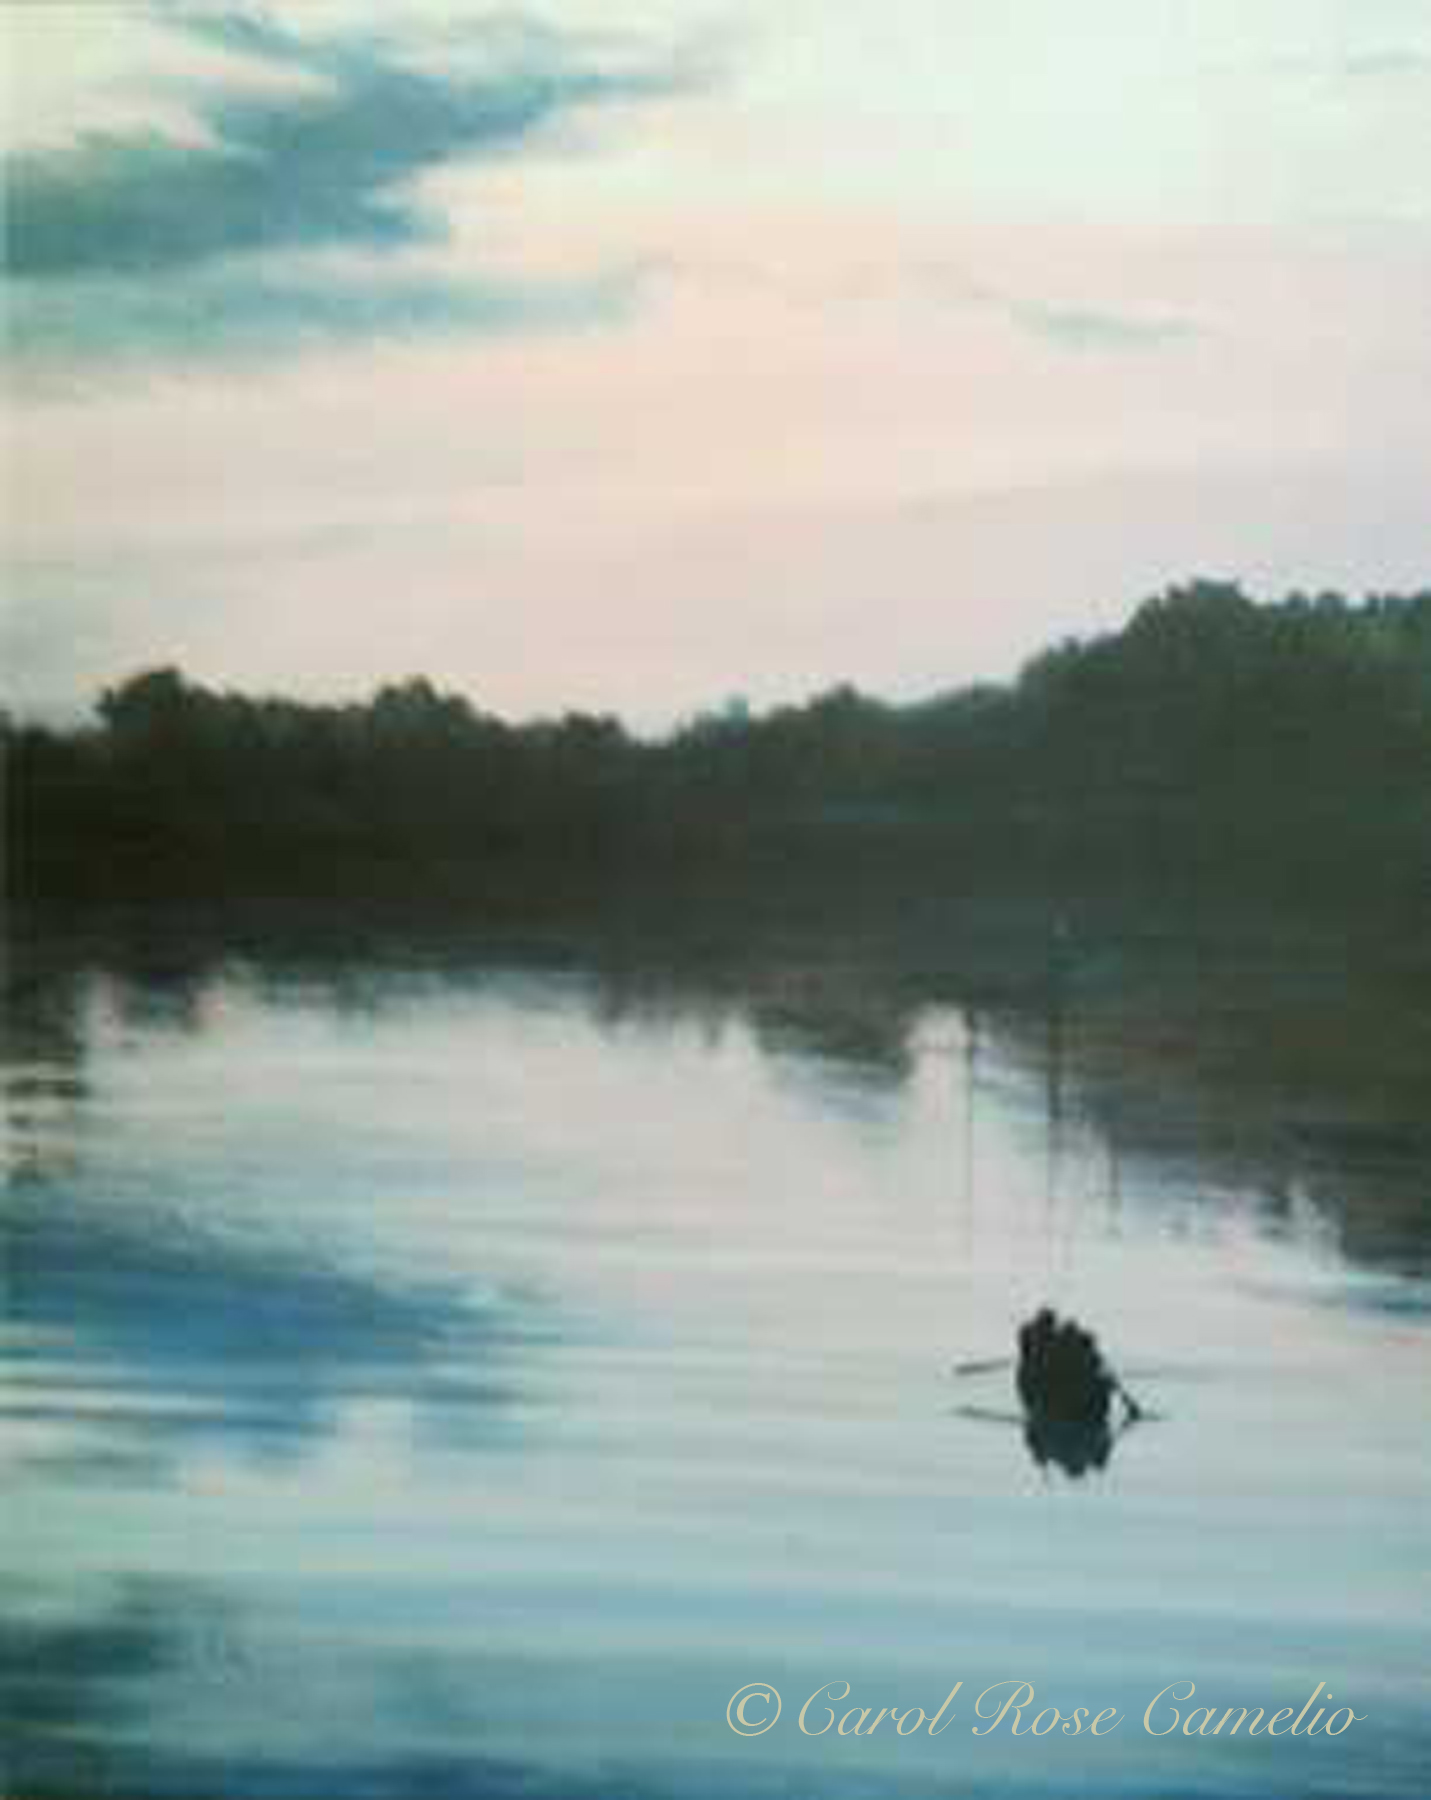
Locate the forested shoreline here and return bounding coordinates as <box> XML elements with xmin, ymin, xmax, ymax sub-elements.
<box><xmin>8</xmin><ymin>580</ymin><xmax>1431</xmax><ymax>914</ymax></box>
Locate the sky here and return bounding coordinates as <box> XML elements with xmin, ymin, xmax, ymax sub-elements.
<box><xmin>4</xmin><ymin>0</ymin><xmax>1430</xmax><ymax>726</ymax></box>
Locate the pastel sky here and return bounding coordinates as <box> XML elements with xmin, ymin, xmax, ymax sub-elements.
<box><xmin>5</xmin><ymin>0</ymin><xmax>1430</xmax><ymax>725</ymax></box>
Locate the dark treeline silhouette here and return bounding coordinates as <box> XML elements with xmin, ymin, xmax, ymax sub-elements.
<box><xmin>8</xmin><ymin>580</ymin><xmax>1431</xmax><ymax>911</ymax></box>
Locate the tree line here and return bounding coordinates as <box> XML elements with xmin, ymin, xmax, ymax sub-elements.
<box><xmin>7</xmin><ymin>580</ymin><xmax>1431</xmax><ymax>910</ymax></box>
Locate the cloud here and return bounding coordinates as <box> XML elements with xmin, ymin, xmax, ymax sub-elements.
<box><xmin>3</xmin><ymin>5</ymin><xmax>694</xmax><ymax>367</ymax></box>
<box><xmin>7</xmin><ymin>262</ymin><xmax>647</xmax><ymax>386</ymax></box>
<box><xmin>1229</xmin><ymin>46</ymin><xmax>1431</xmax><ymax>85</ymax></box>
<box><xmin>996</xmin><ymin>295</ymin><xmax>1198</xmax><ymax>352</ymax></box>
<box><xmin>1339</xmin><ymin>49</ymin><xmax>1431</xmax><ymax>81</ymax></box>
<box><xmin>923</xmin><ymin>266</ymin><xmax>1201</xmax><ymax>354</ymax></box>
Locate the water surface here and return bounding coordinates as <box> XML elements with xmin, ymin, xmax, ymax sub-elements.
<box><xmin>4</xmin><ymin>922</ymin><xmax>1428</xmax><ymax>1798</ymax></box>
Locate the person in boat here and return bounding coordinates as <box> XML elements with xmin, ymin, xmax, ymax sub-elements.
<box><xmin>1016</xmin><ymin>1308</ymin><xmax>1117</xmax><ymax>1427</ymax></box>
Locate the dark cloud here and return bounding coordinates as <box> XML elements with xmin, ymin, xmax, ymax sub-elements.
<box><xmin>4</xmin><ymin>6</ymin><xmax>693</xmax><ymax>366</ymax></box>
<box><xmin>8</xmin><ymin>261</ymin><xmax>645</xmax><ymax>382</ymax></box>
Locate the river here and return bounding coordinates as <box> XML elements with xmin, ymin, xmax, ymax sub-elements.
<box><xmin>4</xmin><ymin>910</ymin><xmax>1428</xmax><ymax>1798</ymax></box>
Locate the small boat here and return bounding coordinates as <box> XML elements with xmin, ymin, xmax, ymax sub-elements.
<box><xmin>1016</xmin><ymin>1308</ymin><xmax>1144</xmax><ymax>1477</ymax></box>
<box><xmin>950</xmin><ymin>1312</ymin><xmax>1148</xmax><ymax>1478</ymax></box>
<box><xmin>1016</xmin><ymin>1307</ymin><xmax>1124</xmax><ymax>1427</ymax></box>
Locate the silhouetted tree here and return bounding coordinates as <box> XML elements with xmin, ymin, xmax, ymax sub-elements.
<box><xmin>8</xmin><ymin>584</ymin><xmax>1430</xmax><ymax>910</ymax></box>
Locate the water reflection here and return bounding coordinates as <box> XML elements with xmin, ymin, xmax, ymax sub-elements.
<box><xmin>3</xmin><ymin>914</ymin><xmax>1429</xmax><ymax>1800</ymax></box>
<box><xmin>1023</xmin><ymin>1413</ymin><xmax>1114</xmax><ymax>1477</ymax></box>
<box><xmin>3</xmin><ymin>1177</ymin><xmax>535</xmax><ymax>1467</ymax></box>
<box><xmin>1</xmin><ymin>1577</ymin><xmax>215</xmax><ymax>1797</ymax></box>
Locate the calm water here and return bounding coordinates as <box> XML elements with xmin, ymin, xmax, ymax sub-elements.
<box><xmin>4</xmin><ymin>923</ymin><xmax>1429</xmax><ymax>1799</ymax></box>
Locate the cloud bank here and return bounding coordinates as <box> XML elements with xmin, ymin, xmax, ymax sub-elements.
<box><xmin>4</xmin><ymin>6</ymin><xmax>692</xmax><ymax>369</ymax></box>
